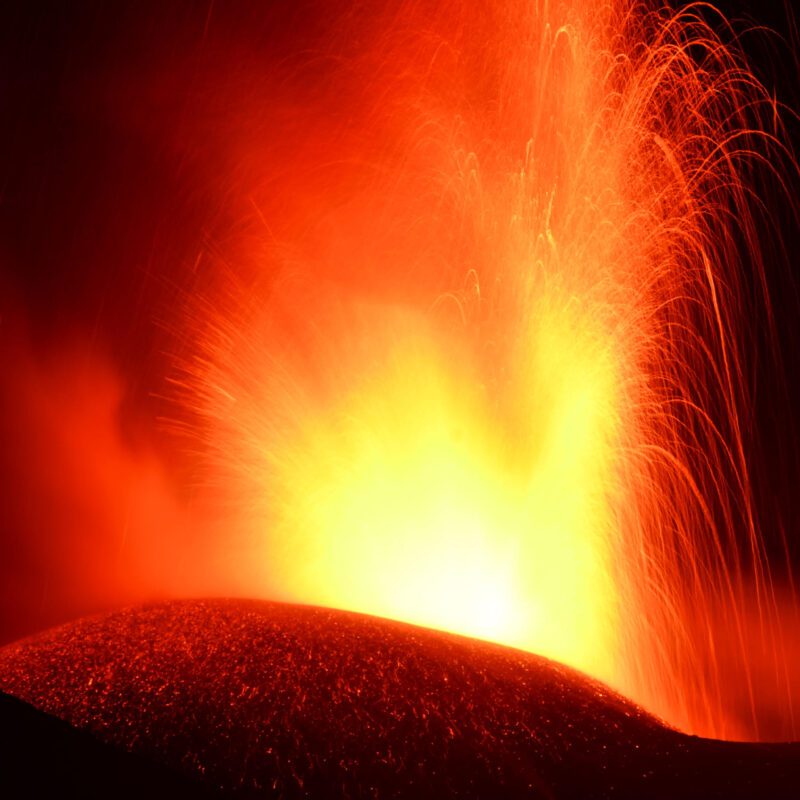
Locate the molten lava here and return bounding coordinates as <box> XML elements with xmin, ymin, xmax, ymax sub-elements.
<box><xmin>264</xmin><ymin>299</ymin><xmax>622</xmax><ymax>680</ymax></box>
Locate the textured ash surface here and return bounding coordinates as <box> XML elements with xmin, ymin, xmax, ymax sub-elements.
<box><xmin>0</xmin><ymin>599</ymin><xmax>798</xmax><ymax>798</ymax></box>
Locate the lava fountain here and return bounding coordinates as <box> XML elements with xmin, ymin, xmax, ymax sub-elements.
<box><xmin>171</xmin><ymin>0</ymin><xmax>799</xmax><ymax>741</ymax></box>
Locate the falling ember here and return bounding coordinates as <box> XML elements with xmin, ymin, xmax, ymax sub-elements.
<box><xmin>171</xmin><ymin>0</ymin><xmax>799</xmax><ymax>741</ymax></box>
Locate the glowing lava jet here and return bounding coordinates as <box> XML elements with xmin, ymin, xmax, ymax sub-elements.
<box><xmin>173</xmin><ymin>0</ymin><xmax>799</xmax><ymax>741</ymax></box>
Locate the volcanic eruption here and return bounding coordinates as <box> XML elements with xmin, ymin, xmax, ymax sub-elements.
<box><xmin>1</xmin><ymin>0</ymin><xmax>800</xmax><ymax>796</ymax></box>
<box><xmin>169</xmin><ymin>0</ymin><xmax>800</xmax><ymax>741</ymax></box>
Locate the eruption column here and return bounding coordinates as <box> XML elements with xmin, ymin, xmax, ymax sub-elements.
<box><xmin>174</xmin><ymin>0</ymin><xmax>799</xmax><ymax>741</ymax></box>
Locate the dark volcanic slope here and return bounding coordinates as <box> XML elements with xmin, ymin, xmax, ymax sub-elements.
<box><xmin>0</xmin><ymin>689</ymin><xmax>217</xmax><ymax>798</ymax></box>
<box><xmin>0</xmin><ymin>599</ymin><xmax>797</xmax><ymax>798</ymax></box>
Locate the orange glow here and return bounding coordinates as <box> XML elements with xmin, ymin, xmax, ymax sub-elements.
<box><xmin>163</xmin><ymin>0</ymin><xmax>800</xmax><ymax>741</ymax></box>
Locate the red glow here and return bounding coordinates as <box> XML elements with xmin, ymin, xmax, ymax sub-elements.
<box><xmin>0</xmin><ymin>328</ymin><xmax>187</xmax><ymax>636</ymax></box>
<box><xmin>2</xmin><ymin>0</ymin><xmax>799</xmax><ymax>744</ymax></box>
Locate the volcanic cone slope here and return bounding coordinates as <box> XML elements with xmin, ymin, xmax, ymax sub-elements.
<box><xmin>0</xmin><ymin>599</ymin><xmax>797</xmax><ymax>798</ymax></box>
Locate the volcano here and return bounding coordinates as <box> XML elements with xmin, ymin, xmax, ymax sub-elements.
<box><xmin>0</xmin><ymin>599</ymin><xmax>797</xmax><ymax>798</ymax></box>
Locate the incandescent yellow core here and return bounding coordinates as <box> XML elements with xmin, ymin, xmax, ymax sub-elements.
<box><xmin>269</xmin><ymin>298</ymin><xmax>621</xmax><ymax>682</ymax></box>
